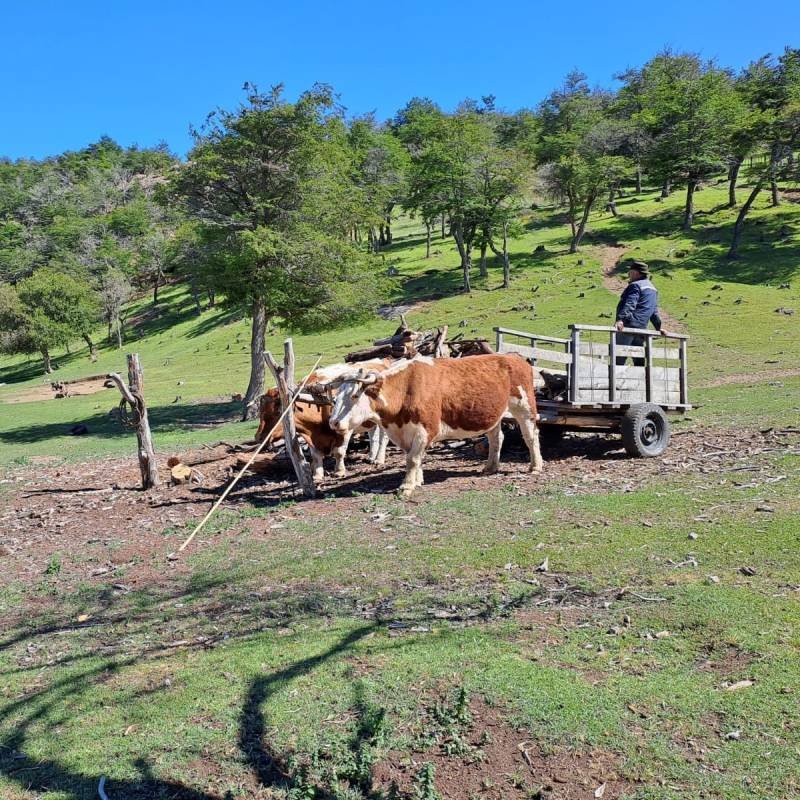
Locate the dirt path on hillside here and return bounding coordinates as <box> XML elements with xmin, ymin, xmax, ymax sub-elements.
<box><xmin>698</xmin><ymin>368</ymin><xmax>800</xmax><ymax>388</ymax></box>
<box><xmin>597</xmin><ymin>246</ymin><xmax>685</xmax><ymax>333</ymax></box>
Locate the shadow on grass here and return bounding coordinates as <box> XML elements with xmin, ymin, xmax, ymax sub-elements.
<box><xmin>5</xmin><ymin>549</ymin><xmax>523</xmax><ymax>798</ymax></box>
<box><xmin>0</xmin><ymin>400</ymin><xmax>241</xmax><ymax>446</ymax></box>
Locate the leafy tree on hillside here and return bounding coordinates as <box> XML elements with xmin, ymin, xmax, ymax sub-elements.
<box><xmin>634</xmin><ymin>52</ymin><xmax>739</xmax><ymax>230</ymax></box>
<box><xmin>0</xmin><ymin>269</ymin><xmax>100</xmax><ymax>373</ymax></box>
<box><xmin>347</xmin><ymin>117</ymin><xmax>410</xmax><ymax>250</ymax></box>
<box><xmin>728</xmin><ymin>48</ymin><xmax>800</xmax><ymax>258</ymax></box>
<box><xmin>169</xmin><ymin>83</ymin><xmax>384</xmax><ymax>419</ymax></box>
<box><xmin>536</xmin><ymin>73</ymin><xmax>631</xmax><ymax>252</ymax></box>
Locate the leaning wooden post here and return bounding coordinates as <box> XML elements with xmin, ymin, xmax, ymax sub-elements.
<box><xmin>264</xmin><ymin>339</ymin><xmax>316</xmax><ymax>498</ymax></box>
<box><xmin>107</xmin><ymin>353</ymin><xmax>159</xmax><ymax>489</ymax></box>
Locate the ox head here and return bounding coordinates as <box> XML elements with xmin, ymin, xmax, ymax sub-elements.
<box><xmin>328</xmin><ymin>369</ymin><xmax>383</xmax><ymax>433</ymax></box>
<box><xmin>255</xmin><ymin>389</ymin><xmax>282</xmax><ymax>444</ymax></box>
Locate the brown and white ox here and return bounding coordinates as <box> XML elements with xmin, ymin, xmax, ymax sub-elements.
<box><xmin>328</xmin><ymin>354</ymin><xmax>543</xmax><ymax>496</ymax></box>
<box><xmin>255</xmin><ymin>361</ymin><xmax>389</xmax><ymax>481</ymax></box>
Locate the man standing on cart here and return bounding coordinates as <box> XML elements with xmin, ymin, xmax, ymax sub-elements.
<box><xmin>614</xmin><ymin>261</ymin><xmax>664</xmax><ymax>366</ymax></box>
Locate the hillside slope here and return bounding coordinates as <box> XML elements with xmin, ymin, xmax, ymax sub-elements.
<box><xmin>1</xmin><ymin>182</ymin><xmax>799</xmax><ymax>467</ymax></box>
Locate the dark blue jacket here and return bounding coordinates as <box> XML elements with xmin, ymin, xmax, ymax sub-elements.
<box><xmin>615</xmin><ymin>278</ymin><xmax>662</xmax><ymax>330</ymax></box>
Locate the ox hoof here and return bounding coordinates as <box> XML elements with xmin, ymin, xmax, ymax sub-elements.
<box><xmin>529</xmin><ymin>464</ymin><xmax>543</xmax><ymax>474</ymax></box>
<box><xmin>398</xmin><ymin>486</ymin><xmax>416</xmax><ymax>499</ymax></box>
<box><xmin>334</xmin><ymin>469</ymin><xmax>347</xmax><ymax>478</ymax></box>
<box><xmin>481</xmin><ymin>465</ymin><xmax>499</xmax><ymax>476</ymax></box>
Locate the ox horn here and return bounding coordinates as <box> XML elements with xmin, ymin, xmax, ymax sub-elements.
<box><xmin>355</xmin><ymin>370</ymin><xmax>379</xmax><ymax>385</ymax></box>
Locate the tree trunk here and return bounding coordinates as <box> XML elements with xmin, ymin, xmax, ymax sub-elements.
<box><xmin>771</xmin><ymin>176</ymin><xmax>780</xmax><ymax>207</ymax></box>
<box><xmin>661</xmin><ymin>178</ymin><xmax>671</xmax><ymax>198</ymax></box>
<box><xmin>41</xmin><ymin>348</ymin><xmax>52</xmax><ymax>375</ymax></box>
<box><xmin>152</xmin><ymin>268</ymin><xmax>163</xmax><ymax>305</ymax></box>
<box><xmin>441</xmin><ymin>214</ymin><xmax>446</xmax><ymax>238</ymax></box>
<box><xmin>478</xmin><ymin>241</ymin><xmax>488</xmax><ymax>278</ymax></box>
<box><xmin>378</xmin><ymin>224</ymin><xmax>387</xmax><ymax>247</ymax></box>
<box><xmin>264</xmin><ymin>340</ymin><xmax>316</xmax><ymax>497</ymax></box>
<box><xmin>635</xmin><ymin>164</ymin><xmax>642</xmax><ymax>194</ymax></box>
<box><xmin>727</xmin><ymin>159</ymin><xmax>742</xmax><ymax>208</ymax></box>
<box><xmin>385</xmin><ymin>215</ymin><xmax>392</xmax><ymax>244</ymax></box>
<box><xmin>242</xmin><ymin>298</ymin><xmax>267</xmax><ymax>421</ymax></box>
<box><xmin>607</xmin><ymin>187</ymin><xmax>618</xmax><ymax>217</ymax></box>
<box><xmin>82</xmin><ymin>333</ymin><xmax>98</xmax><ymax>362</ymax></box>
<box><xmin>683</xmin><ymin>180</ymin><xmax>697</xmax><ymax>231</ymax></box>
<box><xmin>127</xmin><ymin>353</ymin><xmax>160</xmax><ymax>489</ymax></box>
<box><xmin>728</xmin><ymin>178</ymin><xmax>765</xmax><ymax>259</ymax></box>
<box><xmin>488</xmin><ymin>224</ymin><xmax>511</xmax><ymax>289</ymax></box>
<box><xmin>425</xmin><ymin>222</ymin><xmax>431</xmax><ymax>258</ymax></box>
<box><xmin>115</xmin><ymin>316</ymin><xmax>123</xmax><ymax>349</ymax></box>
<box><xmin>567</xmin><ymin>192</ymin><xmax>577</xmax><ymax>239</ymax></box>
<box><xmin>570</xmin><ymin>194</ymin><xmax>595</xmax><ymax>253</ymax></box>
<box><xmin>206</xmin><ymin>289</ymin><xmax>216</xmax><ymax>309</ymax></box>
<box><xmin>107</xmin><ymin>321</ymin><xmax>113</xmax><ymax>343</ymax></box>
<box><xmin>189</xmin><ymin>277</ymin><xmax>202</xmax><ymax>315</ymax></box>
<box><xmin>453</xmin><ymin>223</ymin><xmax>472</xmax><ymax>293</ymax></box>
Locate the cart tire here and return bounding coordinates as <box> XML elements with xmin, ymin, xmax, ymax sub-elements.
<box><xmin>621</xmin><ymin>404</ymin><xmax>670</xmax><ymax>458</ymax></box>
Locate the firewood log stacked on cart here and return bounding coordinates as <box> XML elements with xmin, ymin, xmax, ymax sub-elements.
<box><xmin>343</xmin><ymin>316</ymin><xmax>493</xmax><ymax>364</ymax></box>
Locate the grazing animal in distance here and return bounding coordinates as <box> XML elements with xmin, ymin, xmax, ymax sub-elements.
<box><xmin>327</xmin><ymin>354</ymin><xmax>542</xmax><ymax>496</ymax></box>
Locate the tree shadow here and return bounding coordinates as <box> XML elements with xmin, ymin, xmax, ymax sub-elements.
<box><xmin>0</xmin><ymin>400</ymin><xmax>241</xmax><ymax>446</ymax></box>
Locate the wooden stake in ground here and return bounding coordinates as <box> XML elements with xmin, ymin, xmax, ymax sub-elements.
<box><xmin>176</xmin><ymin>354</ymin><xmax>323</xmax><ymax>554</ymax></box>
<box><xmin>107</xmin><ymin>353</ymin><xmax>159</xmax><ymax>489</ymax></box>
<box><xmin>264</xmin><ymin>338</ymin><xmax>316</xmax><ymax>498</ymax></box>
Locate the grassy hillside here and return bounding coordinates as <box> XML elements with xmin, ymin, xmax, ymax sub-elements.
<box><xmin>1</xmin><ymin>181</ymin><xmax>799</xmax><ymax>468</ymax></box>
<box><xmin>1</xmin><ymin>181</ymin><xmax>800</xmax><ymax>799</ymax></box>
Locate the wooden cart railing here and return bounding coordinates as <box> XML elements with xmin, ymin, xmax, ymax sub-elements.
<box><xmin>495</xmin><ymin>324</ymin><xmax>690</xmax><ymax>410</ymax></box>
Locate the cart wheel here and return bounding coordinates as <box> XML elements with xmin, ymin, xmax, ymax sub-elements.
<box><xmin>621</xmin><ymin>404</ymin><xmax>670</xmax><ymax>458</ymax></box>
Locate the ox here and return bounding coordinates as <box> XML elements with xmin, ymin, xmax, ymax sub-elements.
<box><xmin>328</xmin><ymin>354</ymin><xmax>543</xmax><ymax>496</ymax></box>
<box><xmin>256</xmin><ymin>361</ymin><xmax>388</xmax><ymax>481</ymax></box>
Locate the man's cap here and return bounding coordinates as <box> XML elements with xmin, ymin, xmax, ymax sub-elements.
<box><xmin>628</xmin><ymin>260</ymin><xmax>650</xmax><ymax>276</ymax></box>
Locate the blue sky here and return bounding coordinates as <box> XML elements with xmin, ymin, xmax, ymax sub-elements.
<box><xmin>1</xmin><ymin>0</ymin><xmax>798</xmax><ymax>160</ymax></box>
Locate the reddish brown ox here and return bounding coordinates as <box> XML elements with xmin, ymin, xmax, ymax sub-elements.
<box><xmin>256</xmin><ymin>361</ymin><xmax>389</xmax><ymax>480</ymax></box>
<box><xmin>328</xmin><ymin>354</ymin><xmax>542</xmax><ymax>496</ymax></box>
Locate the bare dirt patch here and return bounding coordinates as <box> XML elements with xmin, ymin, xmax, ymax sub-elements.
<box><xmin>373</xmin><ymin>697</ymin><xmax>632</xmax><ymax>800</ymax></box>
<box><xmin>0</xmin><ymin>426</ymin><xmax>792</xmax><ymax>606</ymax></box>
<box><xmin>596</xmin><ymin>245</ymin><xmax>685</xmax><ymax>333</ymax></box>
<box><xmin>2</xmin><ymin>375</ymin><xmax>112</xmax><ymax>404</ymax></box>
<box><xmin>698</xmin><ymin>368</ymin><xmax>800</xmax><ymax>388</ymax></box>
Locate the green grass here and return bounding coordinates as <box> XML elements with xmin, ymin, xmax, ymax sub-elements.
<box><xmin>2</xmin><ymin>179</ymin><xmax>800</xmax><ymax>798</ymax></box>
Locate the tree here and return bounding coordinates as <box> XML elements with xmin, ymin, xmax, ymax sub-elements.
<box><xmin>537</xmin><ymin>73</ymin><xmax>631</xmax><ymax>252</ymax></box>
<box><xmin>98</xmin><ymin>269</ymin><xmax>132</xmax><ymax>348</ymax></box>
<box><xmin>0</xmin><ymin>269</ymin><xmax>100</xmax><ymax>373</ymax></box>
<box><xmin>635</xmin><ymin>52</ymin><xmax>739</xmax><ymax>230</ymax></box>
<box><xmin>728</xmin><ymin>49</ymin><xmax>800</xmax><ymax>258</ymax></box>
<box><xmin>347</xmin><ymin>117</ymin><xmax>410</xmax><ymax>251</ymax></box>
<box><xmin>169</xmin><ymin>83</ymin><xmax>383</xmax><ymax>419</ymax></box>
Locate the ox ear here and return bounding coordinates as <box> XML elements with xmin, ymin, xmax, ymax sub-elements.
<box><xmin>363</xmin><ymin>372</ymin><xmax>384</xmax><ymax>398</ymax></box>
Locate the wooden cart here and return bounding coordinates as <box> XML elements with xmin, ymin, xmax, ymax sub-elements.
<box><xmin>495</xmin><ymin>324</ymin><xmax>691</xmax><ymax>457</ymax></box>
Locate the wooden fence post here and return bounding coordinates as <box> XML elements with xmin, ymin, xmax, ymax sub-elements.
<box><xmin>264</xmin><ymin>339</ymin><xmax>316</xmax><ymax>498</ymax></box>
<box><xmin>107</xmin><ymin>353</ymin><xmax>159</xmax><ymax>489</ymax></box>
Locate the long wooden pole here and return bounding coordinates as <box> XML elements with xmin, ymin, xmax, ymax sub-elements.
<box><xmin>177</xmin><ymin>355</ymin><xmax>323</xmax><ymax>553</ymax></box>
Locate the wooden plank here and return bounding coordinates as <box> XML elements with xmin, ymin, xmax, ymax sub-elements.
<box><xmin>494</xmin><ymin>326</ymin><xmax>571</xmax><ymax>345</ymax></box>
<box><xmin>645</xmin><ymin>336</ymin><xmax>653</xmax><ymax>402</ymax></box>
<box><xmin>579</xmin><ymin>342</ymin><xmax>680</xmax><ymax>360</ymax></box>
<box><xmin>679</xmin><ymin>338</ymin><xmax>688</xmax><ymax>405</ymax></box>
<box><xmin>569</xmin><ymin>329</ymin><xmax>580</xmax><ymax>403</ymax></box>
<box><xmin>571</xmin><ymin>323</ymin><xmax>689</xmax><ymax>340</ymax></box>
<box><xmin>503</xmin><ymin>342</ymin><xmax>574</xmax><ymax>364</ymax></box>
